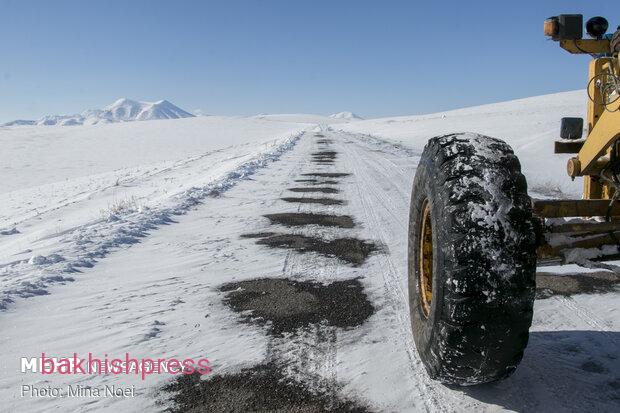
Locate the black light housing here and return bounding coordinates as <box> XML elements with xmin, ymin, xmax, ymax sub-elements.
<box><xmin>561</xmin><ymin>117</ymin><xmax>584</xmax><ymax>140</ymax></box>
<box><xmin>586</xmin><ymin>16</ymin><xmax>608</xmax><ymax>39</ymax></box>
<box><xmin>558</xmin><ymin>14</ymin><xmax>583</xmax><ymax>40</ymax></box>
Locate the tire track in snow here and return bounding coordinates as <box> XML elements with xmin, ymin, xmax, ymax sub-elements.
<box><xmin>339</xmin><ymin>132</ymin><xmax>455</xmax><ymax>412</ymax></box>
<box><xmin>265</xmin><ymin>132</ymin><xmax>343</xmax><ymax>402</ymax></box>
<box><xmin>556</xmin><ymin>296</ymin><xmax>618</xmax><ymax>342</ymax></box>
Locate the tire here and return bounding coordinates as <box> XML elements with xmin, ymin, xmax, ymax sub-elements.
<box><xmin>408</xmin><ymin>133</ymin><xmax>537</xmax><ymax>385</ymax></box>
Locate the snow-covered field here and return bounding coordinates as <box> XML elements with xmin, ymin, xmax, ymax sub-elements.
<box><xmin>337</xmin><ymin>90</ymin><xmax>587</xmax><ymax>199</ymax></box>
<box><xmin>0</xmin><ymin>91</ymin><xmax>617</xmax><ymax>412</ymax></box>
<box><xmin>0</xmin><ymin>116</ymin><xmax>314</xmax><ymax>311</ymax></box>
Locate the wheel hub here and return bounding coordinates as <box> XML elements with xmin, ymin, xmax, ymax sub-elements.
<box><xmin>419</xmin><ymin>199</ymin><xmax>433</xmax><ymax>317</ymax></box>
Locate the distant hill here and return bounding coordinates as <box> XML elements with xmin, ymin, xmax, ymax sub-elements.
<box><xmin>329</xmin><ymin>111</ymin><xmax>363</xmax><ymax>120</ymax></box>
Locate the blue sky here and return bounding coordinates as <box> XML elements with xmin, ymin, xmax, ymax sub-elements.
<box><xmin>0</xmin><ymin>0</ymin><xmax>617</xmax><ymax>122</ymax></box>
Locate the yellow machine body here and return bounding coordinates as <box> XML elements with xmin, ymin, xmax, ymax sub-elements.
<box><xmin>535</xmin><ymin>17</ymin><xmax>620</xmax><ymax>264</ymax></box>
<box><xmin>558</xmin><ymin>40</ymin><xmax>620</xmax><ymax>200</ymax></box>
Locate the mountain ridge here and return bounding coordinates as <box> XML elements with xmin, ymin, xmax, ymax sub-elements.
<box><xmin>2</xmin><ymin>98</ymin><xmax>195</xmax><ymax>127</ymax></box>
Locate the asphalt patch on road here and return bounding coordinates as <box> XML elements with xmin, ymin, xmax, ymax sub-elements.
<box><xmin>289</xmin><ymin>187</ymin><xmax>340</xmax><ymax>194</ymax></box>
<box><xmin>161</xmin><ymin>363</ymin><xmax>370</xmax><ymax>413</ymax></box>
<box><xmin>219</xmin><ymin>277</ymin><xmax>374</xmax><ymax>334</ymax></box>
<box><xmin>240</xmin><ymin>232</ymin><xmax>277</xmax><ymax>239</ymax></box>
<box><xmin>264</xmin><ymin>213</ymin><xmax>355</xmax><ymax>228</ymax></box>
<box><xmin>281</xmin><ymin>197</ymin><xmax>346</xmax><ymax>205</ymax></box>
<box><xmin>294</xmin><ymin>179</ymin><xmax>339</xmax><ymax>185</ymax></box>
<box><xmin>312</xmin><ymin>159</ymin><xmax>336</xmax><ymax>163</ymax></box>
<box><xmin>301</xmin><ymin>172</ymin><xmax>350</xmax><ymax>178</ymax></box>
<box><xmin>536</xmin><ymin>272</ymin><xmax>620</xmax><ymax>299</ymax></box>
<box><xmin>312</xmin><ymin>151</ymin><xmax>338</xmax><ymax>162</ymax></box>
<box><xmin>243</xmin><ymin>233</ymin><xmax>378</xmax><ymax>265</ymax></box>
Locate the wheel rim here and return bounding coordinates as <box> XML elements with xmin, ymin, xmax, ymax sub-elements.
<box><xmin>419</xmin><ymin>199</ymin><xmax>433</xmax><ymax>318</ymax></box>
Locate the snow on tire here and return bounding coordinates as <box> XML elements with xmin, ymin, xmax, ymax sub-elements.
<box><xmin>408</xmin><ymin>133</ymin><xmax>537</xmax><ymax>385</ymax></box>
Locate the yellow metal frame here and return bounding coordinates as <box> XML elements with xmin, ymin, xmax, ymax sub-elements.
<box><xmin>536</xmin><ymin>19</ymin><xmax>620</xmax><ymax>261</ymax></box>
<box><xmin>559</xmin><ymin>39</ymin><xmax>610</xmax><ymax>55</ymax></box>
<box><xmin>569</xmin><ymin>56</ymin><xmax>620</xmax><ymax>199</ymax></box>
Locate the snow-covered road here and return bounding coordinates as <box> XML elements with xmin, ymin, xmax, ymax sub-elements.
<box><xmin>0</xmin><ymin>128</ymin><xmax>617</xmax><ymax>412</ymax></box>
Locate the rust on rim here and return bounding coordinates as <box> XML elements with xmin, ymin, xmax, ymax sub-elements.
<box><xmin>419</xmin><ymin>199</ymin><xmax>433</xmax><ymax>317</ymax></box>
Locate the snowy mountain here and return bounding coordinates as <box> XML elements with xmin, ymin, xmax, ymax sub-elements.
<box><xmin>329</xmin><ymin>111</ymin><xmax>363</xmax><ymax>120</ymax></box>
<box><xmin>1</xmin><ymin>119</ymin><xmax>36</xmax><ymax>126</ymax></box>
<box><xmin>2</xmin><ymin>98</ymin><xmax>195</xmax><ymax>127</ymax></box>
<box><xmin>37</xmin><ymin>114</ymin><xmax>84</xmax><ymax>126</ymax></box>
<box><xmin>96</xmin><ymin>98</ymin><xmax>195</xmax><ymax>123</ymax></box>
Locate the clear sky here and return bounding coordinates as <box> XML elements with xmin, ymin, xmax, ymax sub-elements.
<box><xmin>0</xmin><ymin>0</ymin><xmax>617</xmax><ymax>122</ymax></box>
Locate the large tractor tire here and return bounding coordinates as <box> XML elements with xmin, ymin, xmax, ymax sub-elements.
<box><xmin>408</xmin><ymin>133</ymin><xmax>537</xmax><ymax>385</ymax></box>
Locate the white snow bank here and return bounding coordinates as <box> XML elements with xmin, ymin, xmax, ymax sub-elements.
<box><xmin>0</xmin><ymin>130</ymin><xmax>303</xmax><ymax>310</ymax></box>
